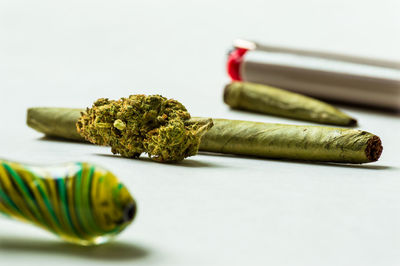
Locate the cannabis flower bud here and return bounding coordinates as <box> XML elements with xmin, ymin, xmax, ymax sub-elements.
<box><xmin>76</xmin><ymin>95</ymin><xmax>213</xmax><ymax>162</ymax></box>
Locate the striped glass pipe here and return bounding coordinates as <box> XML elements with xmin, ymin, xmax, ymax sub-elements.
<box><xmin>0</xmin><ymin>160</ymin><xmax>136</xmax><ymax>246</ymax></box>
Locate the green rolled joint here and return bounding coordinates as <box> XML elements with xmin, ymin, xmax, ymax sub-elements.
<box><xmin>27</xmin><ymin>107</ymin><xmax>83</xmax><ymax>141</ymax></box>
<box><xmin>27</xmin><ymin>107</ymin><xmax>382</xmax><ymax>164</ymax></box>
<box><xmin>224</xmin><ymin>82</ymin><xmax>357</xmax><ymax>126</ymax></box>
<box><xmin>193</xmin><ymin>118</ymin><xmax>382</xmax><ymax>164</ymax></box>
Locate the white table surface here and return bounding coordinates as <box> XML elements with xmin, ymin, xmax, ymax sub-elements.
<box><xmin>1</xmin><ymin>1</ymin><xmax>399</xmax><ymax>265</ymax></box>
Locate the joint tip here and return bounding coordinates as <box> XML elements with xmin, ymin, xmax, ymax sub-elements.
<box><xmin>365</xmin><ymin>135</ymin><xmax>383</xmax><ymax>162</ymax></box>
<box><xmin>348</xmin><ymin>118</ymin><xmax>358</xmax><ymax>127</ymax></box>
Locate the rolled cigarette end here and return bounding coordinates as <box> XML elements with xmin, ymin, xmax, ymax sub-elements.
<box><xmin>193</xmin><ymin>118</ymin><xmax>382</xmax><ymax>163</ymax></box>
<box><xmin>224</xmin><ymin>82</ymin><xmax>357</xmax><ymax>126</ymax></box>
<box><xmin>27</xmin><ymin>107</ymin><xmax>83</xmax><ymax>141</ymax></box>
<box><xmin>365</xmin><ymin>135</ymin><xmax>383</xmax><ymax>162</ymax></box>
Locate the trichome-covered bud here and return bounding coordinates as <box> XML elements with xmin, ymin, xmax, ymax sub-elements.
<box><xmin>76</xmin><ymin>95</ymin><xmax>213</xmax><ymax>162</ymax></box>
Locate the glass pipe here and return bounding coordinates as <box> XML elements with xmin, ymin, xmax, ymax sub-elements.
<box><xmin>0</xmin><ymin>160</ymin><xmax>136</xmax><ymax>246</ymax></box>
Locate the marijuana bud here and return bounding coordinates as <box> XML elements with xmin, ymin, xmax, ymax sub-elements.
<box><xmin>76</xmin><ymin>95</ymin><xmax>213</xmax><ymax>162</ymax></box>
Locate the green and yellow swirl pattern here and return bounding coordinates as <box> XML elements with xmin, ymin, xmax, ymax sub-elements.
<box><xmin>0</xmin><ymin>160</ymin><xmax>136</xmax><ymax>245</ymax></box>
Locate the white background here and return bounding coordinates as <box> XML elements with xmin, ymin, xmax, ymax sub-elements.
<box><xmin>0</xmin><ymin>0</ymin><xmax>399</xmax><ymax>265</ymax></box>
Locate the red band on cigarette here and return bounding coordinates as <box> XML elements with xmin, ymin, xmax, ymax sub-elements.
<box><xmin>227</xmin><ymin>48</ymin><xmax>247</xmax><ymax>81</ymax></box>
